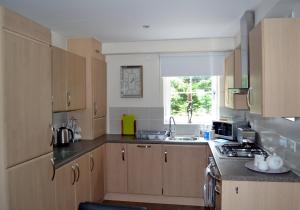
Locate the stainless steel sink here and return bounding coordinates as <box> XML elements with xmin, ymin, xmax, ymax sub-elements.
<box><xmin>165</xmin><ymin>136</ymin><xmax>199</xmax><ymax>141</ymax></box>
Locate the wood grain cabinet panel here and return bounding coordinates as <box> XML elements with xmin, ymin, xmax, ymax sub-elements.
<box><xmin>90</xmin><ymin>146</ymin><xmax>105</xmax><ymax>202</ymax></box>
<box><xmin>163</xmin><ymin>145</ymin><xmax>208</xmax><ymax>198</ymax></box>
<box><xmin>222</xmin><ymin>181</ymin><xmax>300</xmax><ymax>210</ymax></box>
<box><xmin>52</xmin><ymin>46</ymin><xmax>86</xmax><ymax>112</ymax></box>
<box><xmin>7</xmin><ymin>153</ymin><xmax>55</xmax><ymax>210</ymax></box>
<box><xmin>249</xmin><ymin>18</ymin><xmax>300</xmax><ymax>117</ymax></box>
<box><xmin>2</xmin><ymin>30</ymin><xmax>52</xmax><ymax>167</ymax></box>
<box><xmin>105</xmin><ymin>143</ymin><xmax>127</xmax><ymax>193</ymax></box>
<box><xmin>127</xmin><ymin>144</ymin><xmax>162</xmax><ymax>195</ymax></box>
<box><xmin>55</xmin><ymin>161</ymin><xmax>76</xmax><ymax>210</ymax></box>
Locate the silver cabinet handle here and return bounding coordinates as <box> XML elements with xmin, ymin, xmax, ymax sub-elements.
<box><xmin>235</xmin><ymin>186</ymin><xmax>239</xmax><ymax>194</ymax></box>
<box><xmin>121</xmin><ymin>148</ymin><xmax>125</xmax><ymax>161</ymax></box>
<box><xmin>67</xmin><ymin>91</ymin><xmax>71</xmax><ymax>107</ymax></box>
<box><xmin>137</xmin><ymin>145</ymin><xmax>151</xmax><ymax>148</ymax></box>
<box><xmin>75</xmin><ymin>163</ymin><xmax>80</xmax><ymax>182</ymax></box>
<box><xmin>247</xmin><ymin>87</ymin><xmax>253</xmax><ymax>108</ymax></box>
<box><xmin>71</xmin><ymin>165</ymin><xmax>76</xmax><ymax>185</ymax></box>
<box><xmin>51</xmin><ymin>158</ymin><xmax>55</xmax><ymax>181</ymax></box>
<box><xmin>90</xmin><ymin>155</ymin><xmax>95</xmax><ymax>172</ymax></box>
<box><xmin>94</xmin><ymin>102</ymin><xmax>97</xmax><ymax>115</ymax></box>
<box><xmin>49</xmin><ymin>123</ymin><xmax>55</xmax><ymax>146</ymax></box>
<box><xmin>164</xmin><ymin>151</ymin><xmax>168</xmax><ymax>163</ymax></box>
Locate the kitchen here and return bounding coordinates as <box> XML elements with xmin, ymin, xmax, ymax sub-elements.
<box><xmin>0</xmin><ymin>0</ymin><xmax>300</xmax><ymax>210</ymax></box>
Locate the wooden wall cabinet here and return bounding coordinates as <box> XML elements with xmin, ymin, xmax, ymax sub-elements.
<box><xmin>105</xmin><ymin>143</ymin><xmax>127</xmax><ymax>193</ymax></box>
<box><xmin>249</xmin><ymin>18</ymin><xmax>300</xmax><ymax>117</ymax></box>
<box><xmin>67</xmin><ymin>38</ymin><xmax>107</xmax><ymax>139</ymax></box>
<box><xmin>163</xmin><ymin>145</ymin><xmax>208</xmax><ymax>198</ymax></box>
<box><xmin>224</xmin><ymin>48</ymin><xmax>248</xmax><ymax>110</ymax></box>
<box><xmin>0</xmin><ymin>6</ymin><xmax>54</xmax><ymax>210</ymax></box>
<box><xmin>52</xmin><ymin>46</ymin><xmax>86</xmax><ymax>112</ymax></box>
<box><xmin>222</xmin><ymin>181</ymin><xmax>300</xmax><ymax>210</ymax></box>
<box><xmin>90</xmin><ymin>146</ymin><xmax>105</xmax><ymax>202</ymax></box>
<box><xmin>127</xmin><ymin>144</ymin><xmax>162</xmax><ymax>195</ymax></box>
<box><xmin>55</xmin><ymin>153</ymin><xmax>91</xmax><ymax>210</ymax></box>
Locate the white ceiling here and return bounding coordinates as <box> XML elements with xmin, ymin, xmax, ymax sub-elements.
<box><xmin>0</xmin><ymin>0</ymin><xmax>263</xmax><ymax>42</ymax></box>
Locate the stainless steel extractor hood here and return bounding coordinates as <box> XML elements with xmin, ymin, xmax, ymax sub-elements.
<box><xmin>228</xmin><ymin>11</ymin><xmax>255</xmax><ymax>95</ymax></box>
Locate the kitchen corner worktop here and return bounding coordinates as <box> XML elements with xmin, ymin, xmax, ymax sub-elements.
<box><xmin>54</xmin><ymin>134</ymin><xmax>208</xmax><ymax>169</ymax></box>
<box><xmin>208</xmin><ymin>141</ymin><xmax>300</xmax><ymax>182</ymax></box>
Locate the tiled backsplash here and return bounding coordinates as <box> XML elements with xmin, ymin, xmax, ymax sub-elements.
<box><xmin>221</xmin><ymin>107</ymin><xmax>300</xmax><ymax>176</ymax></box>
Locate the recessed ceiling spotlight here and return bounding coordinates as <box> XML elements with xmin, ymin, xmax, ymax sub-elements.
<box><xmin>142</xmin><ymin>25</ymin><xmax>150</xmax><ymax>29</ymax></box>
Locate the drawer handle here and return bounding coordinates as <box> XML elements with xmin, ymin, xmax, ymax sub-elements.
<box><xmin>121</xmin><ymin>148</ymin><xmax>125</xmax><ymax>161</ymax></box>
<box><xmin>235</xmin><ymin>186</ymin><xmax>239</xmax><ymax>194</ymax></box>
<box><xmin>51</xmin><ymin>158</ymin><xmax>55</xmax><ymax>181</ymax></box>
<box><xmin>71</xmin><ymin>165</ymin><xmax>76</xmax><ymax>185</ymax></box>
<box><xmin>67</xmin><ymin>91</ymin><xmax>71</xmax><ymax>107</ymax></box>
<box><xmin>94</xmin><ymin>102</ymin><xmax>98</xmax><ymax>115</ymax></box>
<box><xmin>164</xmin><ymin>151</ymin><xmax>168</xmax><ymax>163</ymax></box>
<box><xmin>95</xmin><ymin>49</ymin><xmax>100</xmax><ymax>53</ymax></box>
<box><xmin>137</xmin><ymin>145</ymin><xmax>151</xmax><ymax>148</ymax></box>
<box><xmin>90</xmin><ymin>155</ymin><xmax>95</xmax><ymax>172</ymax></box>
<box><xmin>75</xmin><ymin>163</ymin><xmax>80</xmax><ymax>182</ymax></box>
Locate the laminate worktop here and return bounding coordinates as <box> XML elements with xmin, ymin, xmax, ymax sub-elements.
<box><xmin>208</xmin><ymin>141</ymin><xmax>300</xmax><ymax>182</ymax></box>
<box><xmin>54</xmin><ymin>134</ymin><xmax>208</xmax><ymax>169</ymax></box>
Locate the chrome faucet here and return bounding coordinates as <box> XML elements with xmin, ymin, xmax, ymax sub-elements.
<box><xmin>168</xmin><ymin>116</ymin><xmax>176</xmax><ymax>139</ymax></box>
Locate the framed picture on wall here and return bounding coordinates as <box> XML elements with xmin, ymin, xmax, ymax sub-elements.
<box><xmin>120</xmin><ymin>65</ymin><xmax>143</xmax><ymax>98</ymax></box>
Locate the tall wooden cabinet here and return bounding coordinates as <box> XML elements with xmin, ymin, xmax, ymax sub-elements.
<box><xmin>249</xmin><ymin>18</ymin><xmax>300</xmax><ymax>117</ymax></box>
<box><xmin>0</xmin><ymin>6</ymin><xmax>54</xmax><ymax>210</ymax></box>
<box><xmin>67</xmin><ymin>38</ymin><xmax>107</xmax><ymax>139</ymax></box>
<box><xmin>224</xmin><ymin>48</ymin><xmax>248</xmax><ymax>110</ymax></box>
<box><xmin>52</xmin><ymin>46</ymin><xmax>86</xmax><ymax>112</ymax></box>
<box><xmin>163</xmin><ymin>145</ymin><xmax>208</xmax><ymax>198</ymax></box>
<box><xmin>127</xmin><ymin>144</ymin><xmax>162</xmax><ymax>195</ymax></box>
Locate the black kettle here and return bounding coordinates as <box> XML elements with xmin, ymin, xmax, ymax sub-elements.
<box><xmin>56</xmin><ymin>127</ymin><xmax>74</xmax><ymax>147</ymax></box>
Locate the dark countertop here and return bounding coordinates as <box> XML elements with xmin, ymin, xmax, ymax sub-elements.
<box><xmin>54</xmin><ymin>134</ymin><xmax>208</xmax><ymax>169</ymax></box>
<box><xmin>208</xmin><ymin>140</ymin><xmax>300</xmax><ymax>182</ymax></box>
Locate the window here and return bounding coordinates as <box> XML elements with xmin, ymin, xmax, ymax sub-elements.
<box><xmin>164</xmin><ymin>76</ymin><xmax>220</xmax><ymax>124</ymax></box>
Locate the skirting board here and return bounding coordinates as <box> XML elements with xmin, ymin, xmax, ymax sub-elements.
<box><xmin>104</xmin><ymin>193</ymin><xmax>204</xmax><ymax>206</ymax></box>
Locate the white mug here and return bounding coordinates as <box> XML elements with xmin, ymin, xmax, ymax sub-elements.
<box><xmin>254</xmin><ymin>154</ymin><xmax>265</xmax><ymax>167</ymax></box>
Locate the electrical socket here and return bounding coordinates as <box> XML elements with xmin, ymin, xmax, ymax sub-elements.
<box><xmin>279</xmin><ymin>136</ymin><xmax>288</xmax><ymax>148</ymax></box>
<box><xmin>288</xmin><ymin>139</ymin><xmax>297</xmax><ymax>152</ymax></box>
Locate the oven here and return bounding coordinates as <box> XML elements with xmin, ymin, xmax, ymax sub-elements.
<box><xmin>204</xmin><ymin>156</ymin><xmax>221</xmax><ymax>209</ymax></box>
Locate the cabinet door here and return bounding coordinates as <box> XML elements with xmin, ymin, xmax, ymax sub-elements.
<box><xmin>55</xmin><ymin>161</ymin><xmax>76</xmax><ymax>210</ymax></box>
<box><xmin>7</xmin><ymin>153</ymin><xmax>55</xmax><ymax>210</ymax></box>
<box><xmin>75</xmin><ymin>153</ymin><xmax>91</xmax><ymax>209</ymax></box>
<box><xmin>249</xmin><ymin>23</ymin><xmax>263</xmax><ymax>114</ymax></box>
<box><xmin>105</xmin><ymin>143</ymin><xmax>127</xmax><ymax>193</ymax></box>
<box><xmin>127</xmin><ymin>144</ymin><xmax>162</xmax><ymax>195</ymax></box>
<box><xmin>67</xmin><ymin>52</ymin><xmax>86</xmax><ymax>111</ymax></box>
<box><xmin>222</xmin><ymin>181</ymin><xmax>300</xmax><ymax>210</ymax></box>
<box><xmin>93</xmin><ymin>58</ymin><xmax>107</xmax><ymax>118</ymax></box>
<box><xmin>3</xmin><ymin>31</ymin><xmax>52</xmax><ymax>167</ymax></box>
<box><xmin>90</xmin><ymin>146</ymin><xmax>104</xmax><ymax>202</ymax></box>
<box><xmin>52</xmin><ymin>46</ymin><xmax>68</xmax><ymax>112</ymax></box>
<box><xmin>163</xmin><ymin>145</ymin><xmax>207</xmax><ymax>197</ymax></box>
<box><xmin>93</xmin><ymin>117</ymin><xmax>106</xmax><ymax>138</ymax></box>
<box><xmin>224</xmin><ymin>52</ymin><xmax>234</xmax><ymax>107</ymax></box>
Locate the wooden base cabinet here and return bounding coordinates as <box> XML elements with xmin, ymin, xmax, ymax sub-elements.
<box><xmin>6</xmin><ymin>153</ymin><xmax>55</xmax><ymax>210</ymax></box>
<box><xmin>55</xmin><ymin>153</ymin><xmax>91</xmax><ymax>210</ymax></box>
<box><xmin>162</xmin><ymin>145</ymin><xmax>208</xmax><ymax>198</ymax></box>
<box><xmin>222</xmin><ymin>181</ymin><xmax>300</xmax><ymax>210</ymax></box>
<box><xmin>127</xmin><ymin>144</ymin><xmax>162</xmax><ymax>195</ymax></box>
<box><xmin>90</xmin><ymin>146</ymin><xmax>105</xmax><ymax>202</ymax></box>
<box><xmin>105</xmin><ymin>143</ymin><xmax>127</xmax><ymax>193</ymax></box>
<box><xmin>249</xmin><ymin>18</ymin><xmax>300</xmax><ymax>117</ymax></box>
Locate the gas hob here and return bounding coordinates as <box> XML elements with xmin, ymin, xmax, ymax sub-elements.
<box><xmin>216</xmin><ymin>143</ymin><xmax>268</xmax><ymax>159</ymax></box>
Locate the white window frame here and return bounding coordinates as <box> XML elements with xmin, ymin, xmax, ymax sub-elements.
<box><xmin>163</xmin><ymin>76</ymin><xmax>220</xmax><ymax>124</ymax></box>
